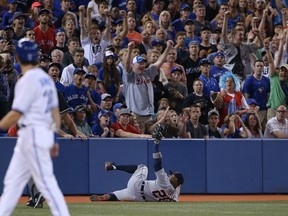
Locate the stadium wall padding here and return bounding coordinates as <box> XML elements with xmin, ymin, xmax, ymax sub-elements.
<box><xmin>0</xmin><ymin>138</ymin><xmax>287</xmax><ymax>195</ymax></box>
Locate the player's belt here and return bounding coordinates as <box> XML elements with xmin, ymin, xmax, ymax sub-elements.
<box><xmin>140</xmin><ymin>181</ymin><xmax>147</xmax><ymax>201</ymax></box>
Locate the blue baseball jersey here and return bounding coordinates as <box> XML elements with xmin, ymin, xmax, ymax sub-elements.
<box><xmin>199</xmin><ymin>74</ymin><xmax>220</xmax><ymax>97</ymax></box>
<box><xmin>65</xmin><ymin>84</ymin><xmax>89</xmax><ymax>109</ymax></box>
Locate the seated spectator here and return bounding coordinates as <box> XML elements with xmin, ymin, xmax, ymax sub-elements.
<box><xmin>167</xmin><ymin>109</ymin><xmax>185</xmax><ymax>137</ymax></box>
<box><xmin>264</xmin><ymin>105</ymin><xmax>288</xmax><ymax>138</ymax></box>
<box><xmin>206</xmin><ymin>109</ymin><xmax>224</xmax><ymax>138</ymax></box>
<box><xmin>157</xmin><ymin>97</ymin><xmax>169</xmax><ymax>111</ymax></box>
<box><xmin>113</xmin><ymin>103</ymin><xmax>125</xmax><ymax>117</ymax></box>
<box><xmin>85</xmin><ymin>73</ymin><xmax>101</xmax><ymax>106</ymax></box>
<box><xmin>183</xmin><ymin>104</ymin><xmax>209</xmax><ymax>138</ymax></box>
<box><xmin>92</xmin><ymin>110</ymin><xmax>112</xmax><ymax>137</ymax></box>
<box><xmin>111</xmin><ymin>109</ymin><xmax>152</xmax><ymax>138</ymax></box>
<box><xmin>72</xmin><ymin>105</ymin><xmax>94</xmax><ymax>137</ymax></box>
<box><xmin>242</xmin><ymin>112</ymin><xmax>263</xmax><ymax>138</ymax></box>
<box><xmin>221</xmin><ymin>114</ymin><xmax>249</xmax><ymax>138</ymax></box>
<box><xmin>47</xmin><ymin>62</ymin><xmax>66</xmax><ymax>96</ymax></box>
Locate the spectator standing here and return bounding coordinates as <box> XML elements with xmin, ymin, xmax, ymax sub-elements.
<box><xmin>172</xmin><ymin>4</ymin><xmax>192</xmax><ymax>32</ymax></box>
<box><xmin>150</xmin><ymin>0</ymin><xmax>165</xmax><ymax>22</ymax></box>
<box><xmin>198</xmin><ymin>26</ymin><xmax>218</xmax><ymax>58</ymax></box>
<box><xmin>242</xmin><ymin>60</ymin><xmax>270</xmax><ymax>129</ymax></box>
<box><xmin>49</xmin><ymin>27</ymin><xmax>68</xmax><ymax>54</ymax></box>
<box><xmin>193</xmin><ymin>4</ymin><xmax>213</xmax><ymax>36</ymax></box>
<box><xmin>198</xmin><ymin>58</ymin><xmax>220</xmax><ymax>98</ymax></box>
<box><xmin>264</xmin><ymin>105</ymin><xmax>288</xmax><ymax>138</ymax></box>
<box><xmin>47</xmin><ymin>62</ymin><xmax>66</xmax><ymax>96</ymax></box>
<box><xmin>34</xmin><ymin>9</ymin><xmax>55</xmax><ymax>55</ymax></box>
<box><xmin>85</xmin><ymin>73</ymin><xmax>101</xmax><ymax>106</ymax></box>
<box><xmin>181</xmin><ymin>41</ymin><xmax>201</xmax><ymax>94</ymax></box>
<box><xmin>183</xmin><ymin>19</ymin><xmax>201</xmax><ymax>49</ymax></box>
<box><xmin>1</xmin><ymin>0</ymin><xmax>18</xmax><ymax>28</ymax></box>
<box><xmin>184</xmin><ymin>104</ymin><xmax>209</xmax><ymax>138</ymax></box>
<box><xmin>11</xmin><ymin>12</ymin><xmax>26</xmax><ymax>43</ymax></box>
<box><xmin>158</xmin><ymin>10</ymin><xmax>175</xmax><ymax>40</ymax></box>
<box><xmin>126</xmin><ymin>16</ymin><xmax>142</xmax><ymax>44</ymax></box>
<box><xmin>209</xmin><ymin>51</ymin><xmax>230</xmax><ymax>83</ymax></box>
<box><xmin>163</xmin><ymin>66</ymin><xmax>188</xmax><ymax>114</ymax></box>
<box><xmin>137</xmin><ymin>30</ymin><xmax>152</xmax><ymax>56</ymax></box>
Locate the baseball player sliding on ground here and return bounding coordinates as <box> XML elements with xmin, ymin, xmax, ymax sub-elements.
<box><xmin>90</xmin><ymin>124</ymin><xmax>184</xmax><ymax>202</ymax></box>
<box><xmin>0</xmin><ymin>39</ymin><xmax>70</xmax><ymax>216</ymax></box>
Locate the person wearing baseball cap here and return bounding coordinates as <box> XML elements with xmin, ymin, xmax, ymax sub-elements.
<box><xmin>91</xmin><ymin>110</ymin><xmax>111</xmax><ymax>137</ymax></box>
<box><xmin>207</xmin><ymin>109</ymin><xmax>223</xmax><ymax>138</ymax></box>
<box><xmin>33</xmin><ymin>8</ymin><xmax>55</xmax><ymax>55</ymax></box>
<box><xmin>0</xmin><ymin>38</ymin><xmax>70</xmax><ymax>215</ymax></box>
<box><xmin>172</xmin><ymin>3</ymin><xmax>192</xmax><ymax>32</ymax></box>
<box><xmin>209</xmin><ymin>51</ymin><xmax>230</xmax><ymax>83</ymax></box>
<box><xmin>2</xmin><ymin>0</ymin><xmax>18</xmax><ymax>27</ymax></box>
<box><xmin>198</xmin><ymin>58</ymin><xmax>220</xmax><ymax>98</ymax></box>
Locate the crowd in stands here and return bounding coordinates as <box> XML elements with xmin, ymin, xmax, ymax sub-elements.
<box><xmin>1</xmin><ymin>0</ymin><xmax>288</xmax><ymax>139</ymax></box>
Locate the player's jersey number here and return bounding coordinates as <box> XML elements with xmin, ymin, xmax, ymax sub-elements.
<box><xmin>43</xmin><ymin>89</ymin><xmax>53</xmax><ymax>113</ymax></box>
<box><xmin>152</xmin><ymin>190</ymin><xmax>173</xmax><ymax>202</ymax></box>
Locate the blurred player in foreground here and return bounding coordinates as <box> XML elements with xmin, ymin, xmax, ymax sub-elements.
<box><xmin>0</xmin><ymin>38</ymin><xmax>70</xmax><ymax>216</ymax></box>
<box><xmin>90</xmin><ymin>124</ymin><xmax>184</xmax><ymax>202</ymax></box>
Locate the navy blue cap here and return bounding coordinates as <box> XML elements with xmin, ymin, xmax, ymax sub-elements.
<box><xmin>115</xmin><ymin>19</ymin><xmax>123</xmax><ymax>25</ymax></box>
<box><xmin>48</xmin><ymin>62</ymin><xmax>61</xmax><ymax>70</ymax></box>
<box><xmin>85</xmin><ymin>73</ymin><xmax>97</xmax><ymax>80</ymax></box>
<box><xmin>151</xmin><ymin>39</ymin><xmax>164</xmax><ymax>46</ymax></box>
<box><xmin>181</xmin><ymin>3</ymin><xmax>191</xmax><ymax>11</ymax></box>
<box><xmin>38</xmin><ymin>9</ymin><xmax>50</xmax><ymax>17</ymax></box>
<box><xmin>247</xmin><ymin>98</ymin><xmax>258</xmax><ymax>105</ymax></box>
<box><xmin>73</xmin><ymin>68</ymin><xmax>86</xmax><ymax>75</ymax></box>
<box><xmin>170</xmin><ymin>66</ymin><xmax>183</xmax><ymax>74</ymax></box>
<box><xmin>16</xmin><ymin>38</ymin><xmax>38</xmax><ymax>62</ymax></box>
<box><xmin>185</xmin><ymin>19</ymin><xmax>194</xmax><ymax>25</ymax></box>
<box><xmin>169</xmin><ymin>170</ymin><xmax>184</xmax><ymax>185</ymax></box>
<box><xmin>55</xmin><ymin>27</ymin><xmax>65</xmax><ymax>35</ymax></box>
<box><xmin>8</xmin><ymin>0</ymin><xmax>17</xmax><ymax>4</ymax></box>
<box><xmin>199</xmin><ymin>58</ymin><xmax>211</xmax><ymax>66</ymax></box>
<box><xmin>3</xmin><ymin>25</ymin><xmax>13</xmax><ymax>31</ymax></box>
<box><xmin>213</xmin><ymin>52</ymin><xmax>225</xmax><ymax>58</ymax></box>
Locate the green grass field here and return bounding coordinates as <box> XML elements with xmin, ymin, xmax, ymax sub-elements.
<box><xmin>12</xmin><ymin>201</ymin><xmax>288</xmax><ymax>216</ymax></box>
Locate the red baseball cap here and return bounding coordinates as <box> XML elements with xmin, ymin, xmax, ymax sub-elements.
<box><xmin>31</xmin><ymin>2</ymin><xmax>42</xmax><ymax>9</ymax></box>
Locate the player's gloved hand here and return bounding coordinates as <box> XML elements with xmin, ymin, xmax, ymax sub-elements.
<box><xmin>152</xmin><ymin>124</ymin><xmax>165</xmax><ymax>142</ymax></box>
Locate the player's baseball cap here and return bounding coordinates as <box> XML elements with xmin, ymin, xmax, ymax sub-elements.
<box><xmin>132</xmin><ymin>55</ymin><xmax>147</xmax><ymax>64</ymax></box>
<box><xmin>55</xmin><ymin>27</ymin><xmax>65</xmax><ymax>35</ymax></box>
<box><xmin>199</xmin><ymin>58</ymin><xmax>211</xmax><ymax>66</ymax></box>
<box><xmin>48</xmin><ymin>62</ymin><xmax>61</xmax><ymax>70</ymax></box>
<box><xmin>101</xmin><ymin>93</ymin><xmax>112</xmax><ymax>100</ymax></box>
<box><xmin>73</xmin><ymin>68</ymin><xmax>86</xmax><ymax>75</ymax></box>
<box><xmin>16</xmin><ymin>38</ymin><xmax>38</xmax><ymax>63</ymax></box>
<box><xmin>31</xmin><ymin>2</ymin><xmax>42</xmax><ymax>9</ymax></box>
<box><xmin>38</xmin><ymin>8</ymin><xmax>50</xmax><ymax>17</ymax></box>
<box><xmin>85</xmin><ymin>73</ymin><xmax>97</xmax><ymax>80</ymax></box>
<box><xmin>98</xmin><ymin>110</ymin><xmax>110</xmax><ymax>119</ymax></box>
<box><xmin>113</xmin><ymin>103</ymin><xmax>124</xmax><ymax>112</ymax></box>
<box><xmin>247</xmin><ymin>98</ymin><xmax>258</xmax><ymax>106</ymax></box>
<box><xmin>119</xmin><ymin>108</ymin><xmax>131</xmax><ymax>116</ymax></box>
<box><xmin>169</xmin><ymin>170</ymin><xmax>184</xmax><ymax>185</ymax></box>
<box><xmin>170</xmin><ymin>66</ymin><xmax>183</xmax><ymax>74</ymax></box>
<box><xmin>12</xmin><ymin>12</ymin><xmax>26</xmax><ymax>22</ymax></box>
<box><xmin>208</xmin><ymin>109</ymin><xmax>220</xmax><ymax>117</ymax></box>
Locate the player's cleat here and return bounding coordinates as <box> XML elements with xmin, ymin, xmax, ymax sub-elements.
<box><xmin>105</xmin><ymin>162</ymin><xmax>115</xmax><ymax>171</ymax></box>
<box><xmin>90</xmin><ymin>194</ymin><xmax>110</xmax><ymax>202</ymax></box>
<box><xmin>152</xmin><ymin>124</ymin><xmax>164</xmax><ymax>142</ymax></box>
<box><xmin>34</xmin><ymin>193</ymin><xmax>45</xmax><ymax>208</ymax></box>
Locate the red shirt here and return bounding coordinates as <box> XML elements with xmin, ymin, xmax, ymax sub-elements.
<box><xmin>111</xmin><ymin>122</ymin><xmax>140</xmax><ymax>137</ymax></box>
<box><xmin>34</xmin><ymin>26</ymin><xmax>55</xmax><ymax>54</ymax></box>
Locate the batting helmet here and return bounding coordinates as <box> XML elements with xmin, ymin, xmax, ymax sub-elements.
<box><xmin>16</xmin><ymin>38</ymin><xmax>38</xmax><ymax>63</ymax></box>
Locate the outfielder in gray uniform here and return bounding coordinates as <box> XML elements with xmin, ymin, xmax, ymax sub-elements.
<box><xmin>90</xmin><ymin>124</ymin><xmax>184</xmax><ymax>202</ymax></box>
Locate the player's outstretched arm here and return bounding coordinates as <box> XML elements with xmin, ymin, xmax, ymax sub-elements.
<box><xmin>152</xmin><ymin>124</ymin><xmax>165</xmax><ymax>172</ymax></box>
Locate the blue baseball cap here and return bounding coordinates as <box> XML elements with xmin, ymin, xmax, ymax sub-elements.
<box><xmin>115</xmin><ymin>19</ymin><xmax>123</xmax><ymax>25</ymax></box>
<box><xmin>38</xmin><ymin>8</ymin><xmax>50</xmax><ymax>17</ymax></box>
<box><xmin>98</xmin><ymin>110</ymin><xmax>110</xmax><ymax>119</ymax></box>
<box><xmin>8</xmin><ymin>0</ymin><xmax>17</xmax><ymax>4</ymax></box>
<box><xmin>181</xmin><ymin>3</ymin><xmax>191</xmax><ymax>11</ymax></box>
<box><xmin>55</xmin><ymin>27</ymin><xmax>65</xmax><ymax>35</ymax></box>
<box><xmin>132</xmin><ymin>55</ymin><xmax>147</xmax><ymax>64</ymax></box>
<box><xmin>151</xmin><ymin>39</ymin><xmax>164</xmax><ymax>46</ymax></box>
<box><xmin>213</xmin><ymin>52</ymin><xmax>225</xmax><ymax>59</ymax></box>
<box><xmin>113</xmin><ymin>103</ymin><xmax>124</xmax><ymax>112</ymax></box>
<box><xmin>3</xmin><ymin>25</ymin><xmax>13</xmax><ymax>31</ymax></box>
<box><xmin>199</xmin><ymin>58</ymin><xmax>211</xmax><ymax>66</ymax></box>
<box><xmin>247</xmin><ymin>98</ymin><xmax>258</xmax><ymax>105</ymax></box>
<box><xmin>16</xmin><ymin>38</ymin><xmax>38</xmax><ymax>62</ymax></box>
<box><xmin>85</xmin><ymin>73</ymin><xmax>97</xmax><ymax>80</ymax></box>
<box><xmin>185</xmin><ymin>19</ymin><xmax>194</xmax><ymax>25</ymax></box>
<box><xmin>73</xmin><ymin>68</ymin><xmax>86</xmax><ymax>75</ymax></box>
<box><xmin>170</xmin><ymin>66</ymin><xmax>183</xmax><ymax>74</ymax></box>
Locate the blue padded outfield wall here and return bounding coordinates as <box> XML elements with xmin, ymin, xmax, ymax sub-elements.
<box><xmin>1</xmin><ymin>138</ymin><xmax>288</xmax><ymax>195</ymax></box>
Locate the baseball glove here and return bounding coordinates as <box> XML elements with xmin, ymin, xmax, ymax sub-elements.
<box><xmin>152</xmin><ymin>124</ymin><xmax>165</xmax><ymax>142</ymax></box>
<box><xmin>211</xmin><ymin>92</ymin><xmax>223</xmax><ymax>109</ymax></box>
